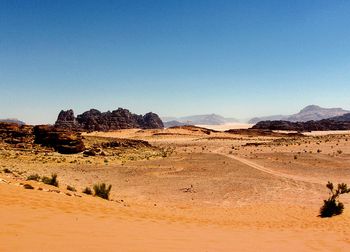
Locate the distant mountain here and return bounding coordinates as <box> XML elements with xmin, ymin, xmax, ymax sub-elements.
<box><xmin>249</xmin><ymin>105</ymin><xmax>350</xmax><ymax>124</ymax></box>
<box><xmin>330</xmin><ymin>113</ymin><xmax>350</xmax><ymax>122</ymax></box>
<box><xmin>162</xmin><ymin>114</ymin><xmax>239</xmax><ymax>126</ymax></box>
<box><xmin>287</xmin><ymin>105</ymin><xmax>349</xmax><ymax>122</ymax></box>
<box><xmin>249</xmin><ymin>115</ymin><xmax>288</xmax><ymax>124</ymax></box>
<box><xmin>0</xmin><ymin>118</ymin><xmax>25</xmax><ymax>125</ymax></box>
<box><xmin>163</xmin><ymin>120</ymin><xmax>188</xmax><ymax>128</ymax></box>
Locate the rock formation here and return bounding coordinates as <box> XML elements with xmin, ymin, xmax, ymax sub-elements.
<box><xmin>55</xmin><ymin>110</ymin><xmax>77</xmax><ymax>130</ymax></box>
<box><xmin>252</xmin><ymin>119</ymin><xmax>350</xmax><ymax>132</ymax></box>
<box><xmin>33</xmin><ymin>125</ymin><xmax>85</xmax><ymax>154</ymax></box>
<box><xmin>0</xmin><ymin>122</ymin><xmax>84</xmax><ymax>154</ymax></box>
<box><xmin>55</xmin><ymin>108</ymin><xmax>164</xmax><ymax>131</ymax></box>
<box><xmin>0</xmin><ymin>122</ymin><xmax>33</xmax><ymax>147</ymax></box>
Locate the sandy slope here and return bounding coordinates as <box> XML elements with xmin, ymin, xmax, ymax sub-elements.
<box><xmin>1</xmin><ymin>180</ymin><xmax>350</xmax><ymax>252</ymax></box>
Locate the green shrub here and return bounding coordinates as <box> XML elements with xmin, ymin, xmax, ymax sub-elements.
<box><xmin>27</xmin><ymin>174</ymin><xmax>41</xmax><ymax>181</ymax></box>
<box><xmin>320</xmin><ymin>181</ymin><xmax>350</xmax><ymax>218</ymax></box>
<box><xmin>42</xmin><ymin>174</ymin><xmax>59</xmax><ymax>187</ymax></box>
<box><xmin>67</xmin><ymin>185</ymin><xmax>76</xmax><ymax>192</ymax></box>
<box><xmin>93</xmin><ymin>183</ymin><xmax>112</xmax><ymax>200</ymax></box>
<box><xmin>82</xmin><ymin>187</ymin><xmax>92</xmax><ymax>195</ymax></box>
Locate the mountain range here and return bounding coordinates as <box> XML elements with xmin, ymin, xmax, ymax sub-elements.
<box><xmin>249</xmin><ymin>105</ymin><xmax>350</xmax><ymax>124</ymax></box>
<box><xmin>253</xmin><ymin>111</ymin><xmax>350</xmax><ymax>132</ymax></box>
<box><xmin>162</xmin><ymin>114</ymin><xmax>239</xmax><ymax>127</ymax></box>
<box><xmin>0</xmin><ymin>118</ymin><xmax>26</xmax><ymax>125</ymax></box>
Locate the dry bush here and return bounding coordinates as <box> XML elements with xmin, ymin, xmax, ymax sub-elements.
<box><xmin>42</xmin><ymin>174</ymin><xmax>59</xmax><ymax>187</ymax></box>
<box><xmin>93</xmin><ymin>183</ymin><xmax>112</xmax><ymax>200</ymax></box>
<box><xmin>320</xmin><ymin>181</ymin><xmax>350</xmax><ymax>218</ymax></box>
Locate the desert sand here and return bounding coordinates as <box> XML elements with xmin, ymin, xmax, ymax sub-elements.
<box><xmin>196</xmin><ymin>123</ymin><xmax>253</xmax><ymax>131</ymax></box>
<box><xmin>1</xmin><ymin>127</ymin><xmax>350</xmax><ymax>251</ymax></box>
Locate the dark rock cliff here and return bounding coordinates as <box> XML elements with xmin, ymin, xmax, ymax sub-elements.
<box><xmin>55</xmin><ymin>108</ymin><xmax>164</xmax><ymax>131</ymax></box>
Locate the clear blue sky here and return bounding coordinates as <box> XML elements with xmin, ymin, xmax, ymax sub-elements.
<box><xmin>1</xmin><ymin>0</ymin><xmax>350</xmax><ymax>124</ymax></box>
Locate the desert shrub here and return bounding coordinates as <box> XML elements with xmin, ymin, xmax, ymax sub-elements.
<box><xmin>320</xmin><ymin>181</ymin><xmax>350</xmax><ymax>218</ymax></box>
<box><xmin>82</xmin><ymin>187</ymin><xmax>92</xmax><ymax>195</ymax></box>
<box><xmin>337</xmin><ymin>150</ymin><xmax>343</xmax><ymax>155</ymax></box>
<box><xmin>27</xmin><ymin>174</ymin><xmax>41</xmax><ymax>181</ymax></box>
<box><xmin>93</xmin><ymin>183</ymin><xmax>112</xmax><ymax>200</ymax></box>
<box><xmin>42</xmin><ymin>174</ymin><xmax>59</xmax><ymax>187</ymax></box>
<box><xmin>3</xmin><ymin>168</ymin><xmax>11</xmax><ymax>173</ymax></box>
<box><xmin>67</xmin><ymin>185</ymin><xmax>76</xmax><ymax>192</ymax></box>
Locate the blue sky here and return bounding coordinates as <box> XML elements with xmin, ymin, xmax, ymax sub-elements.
<box><xmin>1</xmin><ymin>0</ymin><xmax>350</xmax><ymax>124</ymax></box>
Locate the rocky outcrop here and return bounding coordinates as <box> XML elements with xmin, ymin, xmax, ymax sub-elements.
<box><xmin>55</xmin><ymin>110</ymin><xmax>77</xmax><ymax>130</ymax></box>
<box><xmin>55</xmin><ymin>108</ymin><xmax>164</xmax><ymax>131</ymax></box>
<box><xmin>0</xmin><ymin>122</ymin><xmax>33</xmax><ymax>146</ymax></box>
<box><xmin>225</xmin><ymin>128</ymin><xmax>304</xmax><ymax>137</ymax></box>
<box><xmin>252</xmin><ymin>119</ymin><xmax>350</xmax><ymax>132</ymax></box>
<box><xmin>137</xmin><ymin>112</ymin><xmax>164</xmax><ymax>129</ymax></box>
<box><xmin>33</xmin><ymin>125</ymin><xmax>85</xmax><ymax>154</ymax></box>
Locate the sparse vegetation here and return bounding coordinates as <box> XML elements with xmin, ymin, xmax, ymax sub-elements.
<box><xmin>3</xmin><ymin>168</ymin><xmax>11</xmax><ymax>173</ymax></box>
<box><xmin>67</xmin><ymin>185</ymin><xmax>76</xmax><ymax>192</ymax></box>
<box><xmin>23</xmin><ymin>184</ymin><xmax>34</xmax><ymax>189</ymax></box>
<box><xmin>93</xmin><ymin>183</ymin><xmax>112</xmax><ymax>200</ymax></box>
<box><xmin>82</xmin><ymin>187</ymin><xmax>92</xmax><ymax>195</ymax></box>
<box><xmin>27</xmin><ymin>174</ymin><xmax>41</xmax><ymax>181</ymax></box>
<box><xmin>42</xmin><ymin>174</ymin><xmax>59</xmax><ymax>187</ymax></box>
<box><xmin>320</xmin><ymin>181</ymin><xmax>350</xmax><ymax>218</ymax></box>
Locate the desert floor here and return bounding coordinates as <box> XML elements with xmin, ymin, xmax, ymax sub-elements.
<box><xmin>1</xmin><ymin>127</ymin><xmax>350</xmax><ymax>251</ymax></box>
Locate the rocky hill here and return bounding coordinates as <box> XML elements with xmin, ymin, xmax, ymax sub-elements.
<box><xmin>329</xmin><ymin>113</ymin><xmax>350</xmax><ymax>122</ymax></box>
<box><xmin>55</xmin><ymin>108</ymin><xmax>164</xmax><ymax>131</ymax></box>
<box><xmin>249</xmin><ymin>105</ymin><xmax>349</xmax><ymax>124</ymax></box>
<box><xmin>163</xmin><ymin>120</ymin><xmax>188</xmax><ymax>128</ymax></box>
<box><xmin>0</xmin><ymin>118</ymin><xmax>26</xmax><ymax>125</ymax></box>
<box><xmin>0</xmin><ymin>122</ymin><xmax>85</xmax><ymax>154</ymax></box>
<box><xmin>252</xmin><ymin>116</ymin><xmax>350</xmax><ymax>132</ymax></box>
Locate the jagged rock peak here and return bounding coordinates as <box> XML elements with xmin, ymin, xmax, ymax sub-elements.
<box><xmin>55</xmin><ymin>109</ymin><xmax>78</xmax><ymax>130</ymax></box>
<box><xmin>55</xmin><ymin>108</ymin><xmax>164</xmax><ymax>131</ymax></box>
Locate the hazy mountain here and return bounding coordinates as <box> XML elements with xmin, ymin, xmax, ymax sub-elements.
<box><xmin>249</xmin><ymin>115</ymin><xmax>288</xmax><ymax>124</ymax></box>
<box><xmin>249</xmin><ymin>105</ymin><xmax>350</xmax><ymax>124</ymax></box>
<box><xmin>162</xmin><ymin>114</ymin><xmax>239</xmax><ymax>126</ymax></box>
<box><xmin>287</xmin><ymin>105</ymin><xmax>349</xmax><ymax>122</ymax></box>
<box><xmin>0</xmin><ymin>118</ymin><xmax>26</xmax><ymax>125</ymax></box>
<box><xmin>330</xmin><ymin>113</ymin><xmax>350</xmax><ymax>122</ymax></box>
<box><xmin>163</xmin><ymin>120</ymin><xmax>188</xmax><ymax>128</ymax></box>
